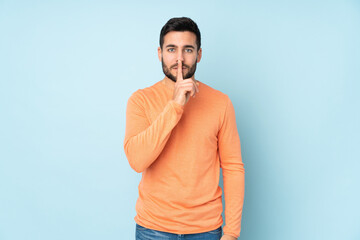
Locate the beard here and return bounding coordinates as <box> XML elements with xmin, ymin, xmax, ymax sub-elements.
<box><xmin>161</xmin><ymin>56</ymin><xmax>197</xmax><ymax>82</ymax></box>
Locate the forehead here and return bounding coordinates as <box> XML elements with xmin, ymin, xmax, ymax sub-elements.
<box><xmin>163</xmin><ymin>31</ymin><xmax>197</xmax><ymax>47</ymax></box>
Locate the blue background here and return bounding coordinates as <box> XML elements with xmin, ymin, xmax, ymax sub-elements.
<box><xmin>1</xmin><ymin>1</ymin><xmax>359</xmax><ymax>239</ymax></box>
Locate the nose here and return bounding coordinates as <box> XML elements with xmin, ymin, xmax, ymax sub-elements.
<box><xmin>177</xmin><ymin>51</ymin><xmax>184</xmax><ymax>63</ymax></box>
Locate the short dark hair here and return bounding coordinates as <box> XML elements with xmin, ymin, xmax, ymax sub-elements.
<box><xmin>159</xmin><ymin>17</ymin><xmax>201</xmax><ymax>51</ymax></box>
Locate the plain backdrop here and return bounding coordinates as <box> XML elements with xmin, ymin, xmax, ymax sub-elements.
<box><xmin>0</xmin><ymin>0</ymin><xmax>359</xmax><ymax>239</ymax></box>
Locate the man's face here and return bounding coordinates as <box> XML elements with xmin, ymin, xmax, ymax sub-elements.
<box><xmin>158</xmin><ymin>31</ymin><xmax>202</xmax><ymax>82</ymax></box>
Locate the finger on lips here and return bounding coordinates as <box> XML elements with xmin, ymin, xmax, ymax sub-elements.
<box><xmin>177</xmin><ymin>60</ymin><xmax>183</xmax><ymax>81</ymax></box>
<box><xmin>177</xmin><ymin>60</ymin><xmax>199</xmax><ymax>97</ymax></box>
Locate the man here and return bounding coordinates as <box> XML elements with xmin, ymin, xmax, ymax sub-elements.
<box><xmin>124</xmin><ymin>17</ymin><xmax>245</xmax><ymax>240</ymax></box>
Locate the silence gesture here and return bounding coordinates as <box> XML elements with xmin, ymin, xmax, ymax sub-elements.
<box><xmin>172</xmin><ymin>60</ymin><xmax>200</xmax><ymax>106</ymax></box>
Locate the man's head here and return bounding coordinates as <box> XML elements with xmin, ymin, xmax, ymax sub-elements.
<box><xmin>158</xmin><ymin>17</ymin><xmax>202</xmax><ymax>82</ymax></box>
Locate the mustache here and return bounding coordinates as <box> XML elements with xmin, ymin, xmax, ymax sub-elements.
<box><xmin>171</xmin><ymin>64</ymin><xmax>190</xmax><ymax>69</ymax></box>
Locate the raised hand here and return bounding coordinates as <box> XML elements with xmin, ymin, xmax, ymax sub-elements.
<box><xmin>172</xmin><ymin>60</ymin><xmax>199</xmax><ymax>106</ymax></box>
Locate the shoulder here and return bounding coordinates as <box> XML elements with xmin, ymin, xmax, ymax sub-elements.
<box><xmin>199</xmin><ymin>81</ymin><xmax>231</xmax><ymax>106</ymax></box>
<box><xmin>128</xmin><ymin>80</ymin><xmax>162</xmax><ymax>100</ymax></box>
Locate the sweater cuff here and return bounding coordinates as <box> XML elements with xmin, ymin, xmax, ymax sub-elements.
<box><xmin>224</xmin><ymin>231</ymin><xmax>239</xmax><ymax>239</ymax></box>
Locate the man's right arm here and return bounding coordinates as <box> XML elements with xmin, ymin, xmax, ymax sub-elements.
<box><xmin>123</xmin><ymin>90</ymin><xmax>184</xmax><ymax>173</ymax></box>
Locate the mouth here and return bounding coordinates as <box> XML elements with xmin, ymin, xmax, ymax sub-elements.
<box><xmin>173</xmin><ymin>67</ymin><xmax>187</xmax><ymax>70</ymax></box>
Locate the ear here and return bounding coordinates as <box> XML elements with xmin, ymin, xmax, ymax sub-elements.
<box><xmin>196</xmin><ymin>48</ymin><xmax>202</xmax><ymax>63</ymax></box>
<box><xmin>157</xmin><ymin>47</ymin><xmax>162</xmax><ymax>62</ymax></box>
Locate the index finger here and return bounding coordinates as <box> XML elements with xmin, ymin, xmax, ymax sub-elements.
<box><xmin>177</xmin><ymin>60</ymin><xmax>183</xmax><ymax>81</ymax></box>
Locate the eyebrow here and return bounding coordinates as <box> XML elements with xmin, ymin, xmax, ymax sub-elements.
<box><xmin>165</xmin><ymin>44</ymin><xmax>195</xmax><ymax>49</ymax></box>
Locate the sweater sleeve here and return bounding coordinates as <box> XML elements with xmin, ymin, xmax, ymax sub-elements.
<box><xmin>218</xmin><ymin>96</ymin><xmax>245</xmax><ymax>239</ymax></box>
<box><xmin>123</xmin><ymin>90</ymin><xmax>184</xmax><ymax>173</ymax></box>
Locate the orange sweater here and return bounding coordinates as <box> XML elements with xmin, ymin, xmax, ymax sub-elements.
<box><xmin>124</xmin><ymin>77</ymin><xmax>245</xmax><ymax>239</ymax></box>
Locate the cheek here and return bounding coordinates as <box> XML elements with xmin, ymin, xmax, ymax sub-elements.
<box><xmin>186</xmin><ymin>56</ymin><xmax>197</xmax><ymax>65</ymax></box>
<box><xmin>163</xmin><ymin>54</ymin><xmax>175</xmax><ymax>65</ymax></box>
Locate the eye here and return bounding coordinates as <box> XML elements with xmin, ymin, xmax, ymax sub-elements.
<box><xmin>185</xmin><ymin>49</ymin><xmax>193</xmax><ymax>53</ymax></box>
<box><xmin>168</xmin><ymin>48</ymin><xmax>175</xmax><ymax>52</ymax></box>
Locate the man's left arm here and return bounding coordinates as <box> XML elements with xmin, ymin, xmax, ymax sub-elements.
<box><xmin>218</xmin><ymin>95</ymin><xmax>245</xmax><ymax>240</ymax></box>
